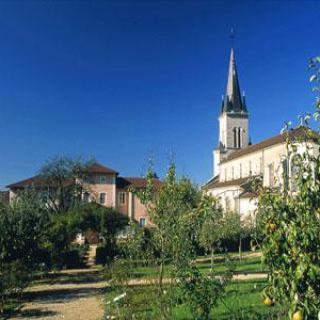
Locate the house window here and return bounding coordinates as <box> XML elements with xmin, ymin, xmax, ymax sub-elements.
<box><xmin>99</xmin><ymin>193</ymin><xmax>106</xmax><ymax>204</ymax></box>
<box><xmin>249</xmin><ymin>161</ymin><xmax>252</xmax><ymax>176</ymax></box>
<box><xmin>99</xmin><ymin>175</ymin><xmax>107</xmax><ymax>184</ymax></box>
<box><xmin>139</xmin><ymin>218</ymin><xmax>146</xmax><ymax>227</ymax></box>
<box><xmin>238</xmin><ymin>127</ymin><xmax>242</xmax><ymax>148</ymax></box>
<box><xmin>83</xmin><ymin>192</ymin><xmax>90</xmax><ymax>203</ymax></box>
<box><xmin>233</xmin><ymin>128</ymin><xmax>237</xmax><ymax>148</ymax></box>
<box><xmin>118</xmin><ymin>192</ymin><xmax>126</xmax><ymax>205</ymax></box>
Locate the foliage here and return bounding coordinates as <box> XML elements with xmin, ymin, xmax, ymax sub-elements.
<box><xmin>0</xmin><ymin>262</ymin><xmax>30</xmax><ymax>314</ymax></box>
<box><xmin>43</xmin><ymin>208</ymin><xmax>82</xmax><ymax>268</ymax></box>
<box><xmin>198</xmin><ymin>196</ymin><xmax>242</xmax><ymax>269</ymax></box>
<box><xmin>46</xmin><ymin>202</ymin><xmax>128</xmax><ymax>267</ymax></box>
<box><xmin>177</xmin><ymin>266</ymin><xmax>227</xmax><ymax>320</ymax></box>
<box><xmin>100</xmin><ymin>206</ymin><xmax>129</xmax><ymax>254</ymax></box>
<box><xmin>122</xmin><ymin>222</ymin><xmax>158</xmax><ymax>262</ymax></box>
<box><xmin>0</xmin><ymin>156</ymin><xmax>130</xmax><ymax>313</ymax></box>
<box><xmin>106</xmin><ymin>162</ymin><xmax>231</xmax><ymax>319</ymax></box>
<box><xmin>60</xmin><ymin>244</ymin><xmax>89</xmax><ymax>269</ymax></box>
<box><xmin>0</xmin><ymin>189</ymin><xmax>49</xmax><ymax>268</ymax></box>
<box><xmin>258</xmin><ymin>156</ymin><xmax>320</xmax><ymax>318</ymax></box>
<box><xmin>257</xmin><ymin>56</ymin><xmax>320</xmax><ymax>319</ymax></box>
<box><xmin>0</xmin><ymin>189</ymin><xmax>49</xmax><ymax>314</ymax></box>
<box><xmin>309</xmin><ymin>56</ymin><xmax>320</xmax><ymax>117</ymax></box>
<box><xmin>38</xmin><ymin>156</ymin><xmax>94</xmax><ymax>213</ymax></box>
<box><xmin>96</xmin><ymin>244</ymin><xmax>109</xmax><ymax>265</ymax></box>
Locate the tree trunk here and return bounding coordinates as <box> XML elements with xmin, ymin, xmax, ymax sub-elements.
<box><xmin>159</xmin><ymin>258</ymin><xmax>164</xmax><ymax>294</ymax></box>
<box><xmin>158</xmin><ymin>234</ymin><xmax>167</xmax><ymax>319</ymax></box>
<box><xmin>239</xmin><ymin>236</ymin><xmax>242</xmax><ymax>262</ymax></box>
<box><xmin>0</xmin><ymin>294</ymin><xmax>4</xmax><ymax>314</ymax></box>
<box><xmin>210</xmin><ymin>247</ymin><xmax>215</xmax><ymax>271</ymax></box>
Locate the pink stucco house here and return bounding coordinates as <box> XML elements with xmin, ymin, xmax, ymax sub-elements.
<box><xmin>6</xmin><ymin>162</ymin><xmax>161</xmax><ymax>227</ymax></box>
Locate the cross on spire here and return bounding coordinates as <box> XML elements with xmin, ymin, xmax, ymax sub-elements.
<box><xmin>230</xmin><ymin>27</ymin><xmax>235</xmax><ymax>48</ymax></box>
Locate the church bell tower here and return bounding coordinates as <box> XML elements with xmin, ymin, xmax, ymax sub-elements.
<box><xmin>213</xmin><ymin>48</ymin><xmax>249</xmax><ymax>176</ymax></box>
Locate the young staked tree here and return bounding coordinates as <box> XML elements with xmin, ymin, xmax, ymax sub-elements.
<box><xmin>137</xmin><ymin>162</ymin><xmax>201</xmax><ymax>316</ymax></box>
<box><xmin>198</xmin><ymin>197</ymin><xmax>249</xmax><ymax>269</ymax></box>
<box><xmin>130</xmin><ymin>162</ymin><xmax>230</xmax><ymax>320</ymax></box>
<box><xmin>197</xmin><ymin>195</ymin><xmax>224</xmax><ymax>270</ymax></box>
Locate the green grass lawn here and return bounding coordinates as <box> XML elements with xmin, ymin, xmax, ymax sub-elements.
<box><xmin>128</xmin><ymin>252</ymin><xmax>266</xmax><ymax>279</ymax></box>
<box><xmin>105</xmin><ymin>278</ymin><xmax>284</xmax><ymax>320</ymax></box>
<box><xmin>104</xmin><ymin>252</ymin><xmax>281</xmax><ymax>319</ymax></box>
<box><xmin>174</xmin><ymin>279</ymin><xmax>283</xmax><ymax>319</ymax></box>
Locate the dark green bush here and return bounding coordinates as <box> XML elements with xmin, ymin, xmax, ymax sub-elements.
<box><xmin>60</xmin><ymin>244</ymin><xmax>88</xmax><ymax>269</ymax></box>
<box><xmin>96</xmin><ymin>244</ymin><xmax>110</xmax><ymax>265</ymax></box>
<box><xmin>0</xmin><ymin>262</ymin><xmax>30</xmax><ymax>313</ymax></box>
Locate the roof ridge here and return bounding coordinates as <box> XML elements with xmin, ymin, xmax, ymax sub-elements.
<box><xmin>87</xmin><ymin>162</ymin><xmax>118</xmax><ymax>174</ymax></box>
<box><xmin>221</xmin><ymin>126</ymin><xmax>316</xmax><ymax>164</ymax></box>
<box><xmin>6</xmin><ymin>175</ymin><xmax>41</xmax><ymax>189</ymax></box>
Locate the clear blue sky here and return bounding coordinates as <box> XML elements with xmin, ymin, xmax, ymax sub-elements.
<box><xmin>0</xmin><ymin>1</ymin><xmax>319</xmax><ymax>189</ymax></box>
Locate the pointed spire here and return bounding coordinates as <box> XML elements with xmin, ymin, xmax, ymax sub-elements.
<box><xmin>221</xmin><ymin>48</ymin><xmax>248</xmax><ymax>114</ymax></box>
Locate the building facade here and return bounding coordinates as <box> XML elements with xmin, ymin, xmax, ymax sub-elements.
<box><xmin>6</xmin><ymin>162</ymin><xmax>161</xmax><ymax>227</ymax></box>
<box><xmin>203</xmin><ymin>48</ymin><xmax>319</xmax><ymax>218</ymax></box>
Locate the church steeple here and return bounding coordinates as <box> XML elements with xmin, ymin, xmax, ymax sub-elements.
<box><xmin>221</xmin><ymin>48</ymin><xmax>247</xmax><ymax>114</ymax></box>
<box><xmin>213</xmin><ymin>47</ymin><xmax>250</xmax><ymax>176</ymax></box>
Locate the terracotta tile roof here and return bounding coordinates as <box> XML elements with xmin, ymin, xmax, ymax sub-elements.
<box><xmin>6</xmin><ymin>162</ymin><xmax>119</xmax><ymax>189</ymax></box>
<box><xmin>221</xmin><ymin>127</ymin><xmax>318</xmax><ymax>164</ymax></box>
<box><xmin>7</xmin><ymin>174</ymin><xmax>162</xmax><ymax>191</ymax></box>
<box><xmin>116</xmin><ymin>177</ymin><xmax>131</xmax><ymax>189</ymax></box>
<box><xmin>117</xmin><ymin>177</ymin><xmax>162</xmax><ymax>190</ymax></box>
<box><xmin>85</xmin><ymin>163</ymin><xmax>118</xmax><ymax>175</ymax></box>
<box><xmin>6</xmin><ymin>175</ymin><xmax>44</xmax><ymax>189</ymax></box>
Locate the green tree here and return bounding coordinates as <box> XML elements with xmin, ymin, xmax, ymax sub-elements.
<box><xmin>113</xmin><ymin>162</ymin><xmax>229</xmax><ymax>320</ymax></box>
<box><xmin>0</xmin><ymin>189</ymin><xmax>49</xmax><ymax>313</ymax></box>
<box><xmin>198</xmin><ymin>195</ymin><xmax>224</xmax><ymax>270</ymax></box>
<box><xmin>257</xmin><ymin>56</ymin><xmax>320</xmax><ymax>319</ymax></box>
<box><xmin>39</xmin><ymin>156</ymin><xmax>93</xmax><ymax>213</ymax></box>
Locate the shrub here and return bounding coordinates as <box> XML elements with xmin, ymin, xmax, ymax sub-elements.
<box><xmin>0</xmin><ymin>262</ymin><xmax>30</xmax><ymax>314</ymax></box>
<box><xmin>96</xmin><ymin>244</ymin><xmax>109</xmax><ymax>265</ymax></box>
<box><xmin>61</xmin><ymin>244</ymin><xmax>88</xmax><ymax>269</ymax></box>
<box><xmin>0</xmin><ymin>190</ymin><xmax>49</xmax><ymax>313</ymax></box>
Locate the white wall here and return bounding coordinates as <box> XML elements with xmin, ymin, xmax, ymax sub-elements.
<box><xmin>207</xmin><ymin>140</ymin><xmax>319</xmax><ymax>217</ymax></box>
<box><xmin>219</xmin><ymin>113</ymin><xmax>249</xmax><ymax>150</ymax></box>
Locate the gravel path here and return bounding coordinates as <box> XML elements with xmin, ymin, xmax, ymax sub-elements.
<box><xmin>8</xmin><ymin>268</ymin><xmax>267</xmax><ymax>320</ymax></box>
<box><xmin>8</xmin><ymin>248</ymin><xmax>266</xmax><ymax>320</ymax></box>
<box><xmin>9</xmin><ymin>269</ymin><xmax>106</xmax><ymax>320</ymax></box>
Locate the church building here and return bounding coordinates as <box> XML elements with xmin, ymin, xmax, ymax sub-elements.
<box><xmin>203</xmin><ymin>48</ymin><xmax>319</xmax><ymax>218</ymax></box>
